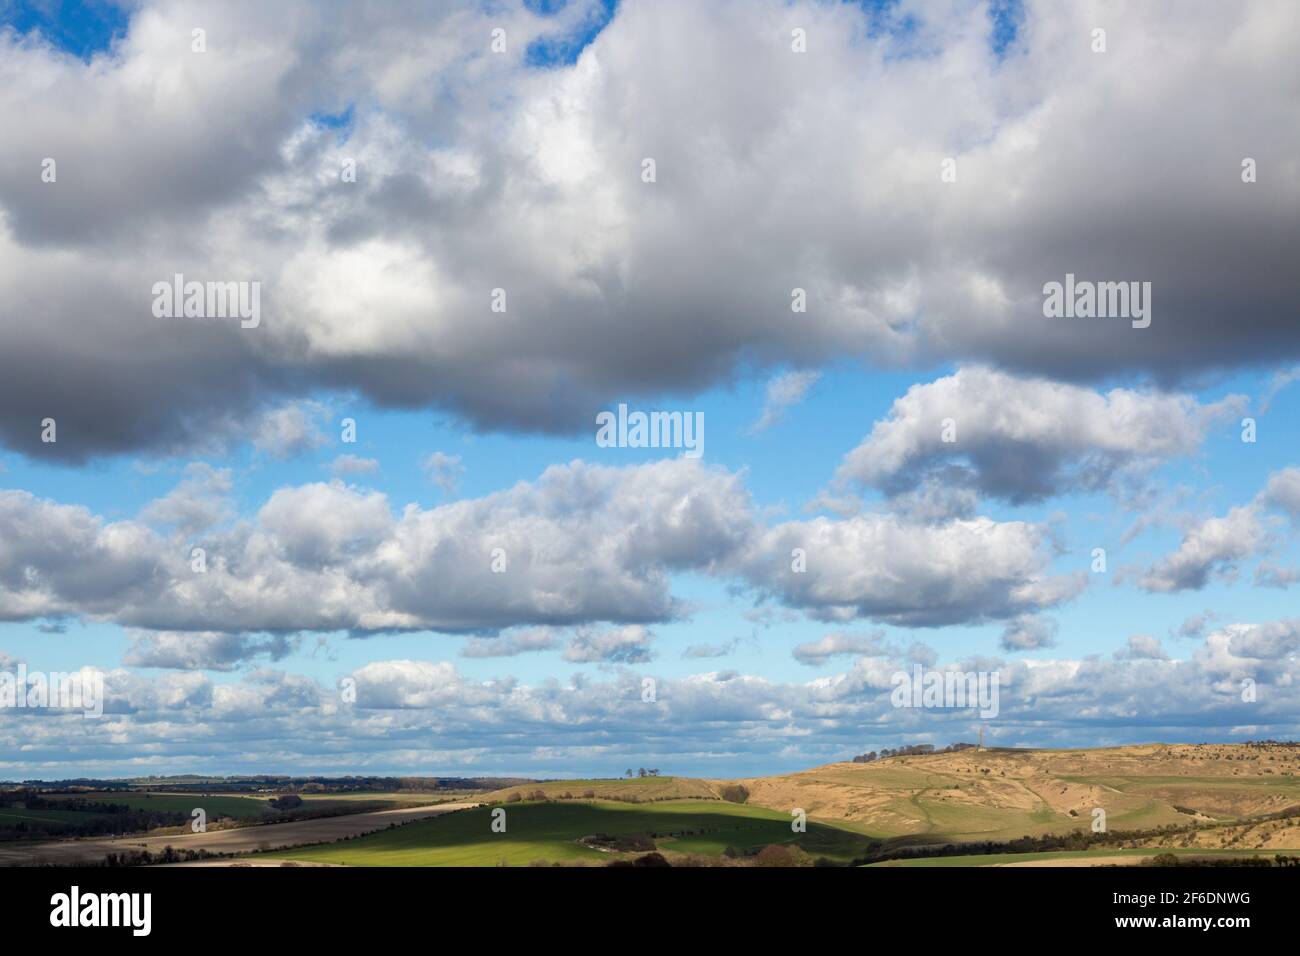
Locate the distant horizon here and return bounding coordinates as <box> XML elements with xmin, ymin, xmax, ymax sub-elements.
<box><xmin>6</xmin><ymin>738</ymin><xmax>1295</xmax><ymax>786</ymax></box>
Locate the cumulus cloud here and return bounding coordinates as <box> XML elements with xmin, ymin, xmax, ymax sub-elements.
<box><xmin>0</xmin><ymin>460</ymin><xmax>749</xmax><ymax>632</ymax></box>
<box><xmin>123</xmin><ymin>631</ymin><xmax>297</xmax><ymax>671</ymax></box>
<box><xmin>792</xmin><ymin>631</ymin><xmax>887</xmax><ymax>665</ymax></box>
<box><xmin>1000</xmin><ymin>614</ymin><xmax>1058</xmax><ymax>651</ymax></box>
<box><xmin>1254</xmin><ymin>561</ymin><xmax>1300</xmax><ymax>589</ymax></box>
<box><xmin>1170</xmin><ymin>610</ymin><xmax>1218</xmax><ymax>642</ymax></box>
<box><xmin>329</xmin><ymin>454</ymin><xmax>380</xmax><ymax>477</ymax></box>
<box><xmin>1222</xmin><ymin>619</ymin><xmax>1300</xmax><ymax>661</ymax></box>
<box><xmin>3</xmin><ymin>455</ymin><xmax>1085</xmax><ymax>635</ymax></box>
<box><xmin>138</xmin><ymin>463</ymin><xmax>233</xmax><ymax>535</ymax></box>
<box><xmin>1</xmin><ymin>0</ymin><xmax>1295</xmax><ymax>461</ymax></box>
<box><xmin>1115</xmin><ymin>634</ymin><xmax>1168</xmax><ymax>661</ymax></box>
<box><xmin>0</xmin><ymin>489</ymin><xmax>163</xmax><ymax>622</ymax></box>
<box><xmin>564</xmin><ymin>625</ymin><xmax>654</xmax><ymax>664</ymax></box>
<box><xmin>251</xmin><ymin>403</ymin><xmax>329</xmax><ymax>459</ymax></box>
<box><xmin>421</xmin><ymin>452</ymin><xmax>465</xmax><ymax>494</ymax></box>
<box><xmin>1262</xmin><ymin>467</ymin><xmax>1300</xmax><ymax>521</ymax></box>
<box><xmin>835</xmin><ymin>367</ymin><xmax>1242</xmax><ymax>503</ymax></box>
<box><xmin>8</xmin><ymin>615</ymin><xmax>1300</xmax><ymax>776</ymax></box>
<box><xmin>1138</xmin><ymin>505</ymin><xmax>1265</xmax><ymax>593</ymax></box>
<box><xmin>749</xmin><ymin>370</ymin><xmax>820</xmax><ymax>433</ymax></box>
<box><xmin>350</xmin><ymin>660</ymin><xmax>472</xmax><ymax>709</ymax></box>
<box><xmin>738</xmin><ymin>512</ymin><xmax>1084</xmax><ymax>627</ymax></box>
<box><xmin>460</xmin><ymin>627</ymin><xmax>561</xmax><ymax>658</ymax></box>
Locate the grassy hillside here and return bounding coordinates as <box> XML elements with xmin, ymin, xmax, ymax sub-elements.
<box><xmin>738</xmin><ymin>743</ymin><xmax>1300</xmax><ymax>845</ymax></box>
<box><xmin>0</xmin><ymin>806</ymin><xmax>112</xmax><ymax>827</ymax></box>
<box><xmin>265</xmin><ymin>799</ymin><xmax>872</xmax><ymax>866</ymax></box>
<box><xmin>482</xmin><ymin>776</ymin><xmax>722</xmax><ymax>803</ymax></box>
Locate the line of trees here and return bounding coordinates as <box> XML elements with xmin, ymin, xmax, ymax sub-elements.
<box><xmin>852</xmin><ymin>742</ymin><xmax>977</xmax><ymax>763</ymax></box>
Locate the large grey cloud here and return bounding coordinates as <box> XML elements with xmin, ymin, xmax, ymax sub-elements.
<box><xmin>0</xmin><ymin>0</ymin><xmax>1295</xmax><ymax>460</ymax></box>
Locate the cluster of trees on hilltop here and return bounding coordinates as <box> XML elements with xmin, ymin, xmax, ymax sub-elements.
<box><xmin>851</xmin><ymin>742</ymin><xmax>977</xmax><ymax>763</ymax></box>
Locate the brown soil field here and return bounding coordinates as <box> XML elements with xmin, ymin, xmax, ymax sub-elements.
<box><xmin>0</xmin><ymin>801</ymin><xmax>480</xmax><ymax>866</ymax></box>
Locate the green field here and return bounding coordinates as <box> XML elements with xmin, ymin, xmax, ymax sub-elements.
<box><xmin>42</xmin><ymin>789</ymin><xmax>466</xmax><ymax>818</ymax></box>
<box><xmin>0</xmin><ymin>790</ymin><xmax>467</xmax><ymax>840</ymax></box>
<box><xmin>265</xmin><ymin>799</ymin><xmax>873</xmax><ymax>866</ymax></box>
<box><xmin>0</xmin><ymin>807</ymin><xmax>111</xmax><ymax>826</ymax></box>
<box><xmin>46</xmin><ymin>792</ymin><xmax>272</xmax><ymax>819</ymax></box>
<box><xmin>485</xmin><ymin>777</ymin><xmax>721</xmax><ymax>802</ymax></box>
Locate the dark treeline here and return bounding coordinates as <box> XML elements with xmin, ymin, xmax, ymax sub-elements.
<box><xmin>851</xmin><ymin>742</ymin><xmax>978</xmax><ymax>763</ymax></box>
<box><xmin>0</xmin><ymin>790</ymin><xmax>190</xmax><ymax>841</ymax></box>
<box><xmin>3</xmin><ymin>774</ymin><xmax>536</xmax><ymax>794</ymax></box>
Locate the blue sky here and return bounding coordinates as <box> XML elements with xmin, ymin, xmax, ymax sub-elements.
<box><xmin>1</xmin><ymin>0</ymin><xmax>1298</xmax><ymax>779</ymax></box>
<box><xmin>0</xmin><ymin>0</ymin><xmax>128</xmax><ymax>59</ymax></box>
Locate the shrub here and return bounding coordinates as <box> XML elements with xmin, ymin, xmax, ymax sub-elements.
<box><xmin>719</xmin><ymin>784</ymin><xmax>749</xmax><ymax>804</ymax></box>
<box><xmin>752</xmin><ymin>844</ymin><xmax>813</xmax><ymax>868</ymax></box>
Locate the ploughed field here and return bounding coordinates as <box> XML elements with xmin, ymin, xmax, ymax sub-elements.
<box><xmin>0</xmin><ymin>790</ymin><xmax>475</xmax><ymax>845</ymax></box>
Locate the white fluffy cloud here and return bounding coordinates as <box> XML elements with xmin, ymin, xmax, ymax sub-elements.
<box><xmin>563</xmin><ymin>625</ymin><xmax>655</xmax><ymax>664</ymax></box>
<box><xmin>0</xmin><ymin>455</ymin><xmax>1083</xmax><ymax>635</ymax></box>
<box><xmin>792</xmin><ymin>631</ymin><xmax>886</xmax><ymax>665</ymax></box>
<box><xmin>1263</xmin><ymin>467</ymin><xmax>1300</xmax><ymax>521</ymax></box>
<box><xmin>738</xmin><ymin>512</ymin><xmax>1084</xmax><ymax>626</ymax></box>
<box><xmin>123</xmin><ymin>630</ymin><xmax>296</xmax><ymax>671</ymax></box>
<box><xmin>1139</xmin><ymin>505</ymin><xmax>1266</xmax><ymax>593</ymax></box>
<box><xmin>835</xmin><ymin>367</ymin><xmax>1242</xmax><ymax>503</ymax></box>
<box><xmin>460</xmin><ymin>627</ymin><xmax>561</xmax><ymax>659</ymax></box>
<box><xmin>1000</xmin><ymin>614</ymin><xmax>1058</xmax><ymax>651</ymax></box>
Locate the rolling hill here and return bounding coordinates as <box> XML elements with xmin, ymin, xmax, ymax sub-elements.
<box><xmin>251</xmin><ymin>743</ymin><xmax>1300</xmax><ymax>867</ymax></box>
<box><xmin>737</xmin><ymin>742</ymin><xmax>1300</xmax><ymax>844</ymax></box>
